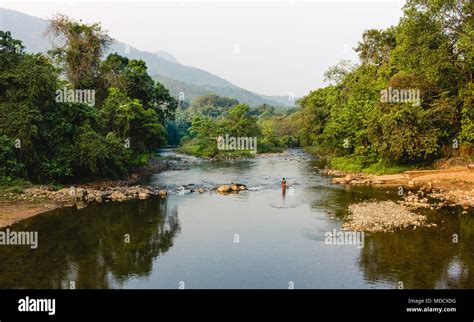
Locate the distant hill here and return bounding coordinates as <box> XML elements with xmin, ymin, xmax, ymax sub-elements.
<box><xmin>261</xmin><ymin>95</ymin><xmax>296</xmax><ymax>107</ymax></box>
<box><xmin>153</xmin><ymin>75</ymin><xmax>293</xmax><ymax>106</ymax></box>
<box><xmin>0</xmin><ymin>7</ymin><xmax>295</xmax><ymax>107</ymax></box>
<box><xmin>153</xmin><ymin>50</ymin><xmax>180</xmax><ymax>64</ymax></box>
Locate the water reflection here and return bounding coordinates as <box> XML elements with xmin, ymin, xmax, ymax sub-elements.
<box><xmin>0</xmin><ymin>197</ymin><xmax>180</xmax><ymax>289</ymax></box>
<box><xmin>1</xmin><ymin>149</ymin><xmax>473</xmax><ymax>289</ymax></box>
<box><xmin>358</xmin><ymin>208</ymin><xmax>474</xmax><ymax>288</ymax></box>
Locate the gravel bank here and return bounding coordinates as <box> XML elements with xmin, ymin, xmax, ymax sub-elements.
<box><xmin>343</xmin><ymin>201</ymin><xmax>434</xmax><ymax>232</ymax></box>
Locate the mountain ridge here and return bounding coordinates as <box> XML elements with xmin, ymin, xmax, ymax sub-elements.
<box><xmin>0</xmin><ymin>7</ymin><xmax>294</xmax><ymax>107</ymax></box>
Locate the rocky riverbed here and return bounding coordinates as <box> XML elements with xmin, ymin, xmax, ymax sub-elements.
<box><xmin>322</xmin><ymin>164</ymin><xmax>474</xmax><ymax>209</ymax></box>
<box><xmin>2</xmin><ymin>184</ymin><xmax>168</xmax><ymax>206</ymax></box>
<box><xmin>0</xmin><ymin>183</ymin><xmax>168</xmax><ymax>228</ymax></box>
<box><xmin>343</xmin><ymin>201</ymin><xmax>434</xmax><ymax>232</ymax></box>
<box><xmin>324</xmin><ymin>162</ymin><xmax>474</xmax><ymax>232</ymax></box>
<box><xmin>0</xmin><ymin>180</ymin><xmax>252</xmax><ymax>228</ymax></box>
<box><xmin>400</xmin><ymin>185</ymin><xmax>474</xmax><ymax>213</ymax></box>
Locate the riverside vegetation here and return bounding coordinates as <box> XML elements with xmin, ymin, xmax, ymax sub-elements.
<box><xmin>160</xmin><ymin>0</ymin><xmax>473</xmax><ymax>171</ymax></box>
<box><xmin>0</xmin><ymin>1</ymin><xmax>473</xmax><ymax>226</ymax></box>
<box><xmin>2</xmin><ymin>1</ymin><xmax>473</xmax><ymax>185</ymax></box>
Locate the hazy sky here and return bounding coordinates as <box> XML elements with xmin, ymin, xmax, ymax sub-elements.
<box><xmin>1</xmin><ymin>0</ymin><xmax>404</xmax><ymax>96</ymax></box>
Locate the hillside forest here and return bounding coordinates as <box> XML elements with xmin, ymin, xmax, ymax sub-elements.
<box><xmin>0</xmin><ymin>0</ymin><xmax>472</xmax><ymax>184</ymax></box>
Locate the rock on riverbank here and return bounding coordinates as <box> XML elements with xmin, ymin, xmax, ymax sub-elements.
<box><xmin>0</xmin><ymin>185</ymin><xmax>168</xmax><ymax>228</ymax></box>
<box><xmin>21</xmin><ymin>185</ymin><xmax>168</xmax><ymax>204</ymax></box>
<box><xmin>400</xmin><ymin>184</ymin><xmax>474</xmax><ymax>212</ymax></box>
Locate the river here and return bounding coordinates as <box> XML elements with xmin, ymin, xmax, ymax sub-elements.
<box><xmin>0</xmin><ymin>149</ymin><xmax>473</xmax><ymax>289</ymax></box>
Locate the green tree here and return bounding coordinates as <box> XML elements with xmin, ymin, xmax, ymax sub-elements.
<box><xmin>224</xmin><ymin>104</ymin><xmax>259</xmax><ymax>137</ymax></box>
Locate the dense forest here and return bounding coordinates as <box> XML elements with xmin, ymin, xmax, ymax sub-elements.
<box><xmin>294</xmin><ymin>0</ymin><xmax>473</xmax><ymax>172</ymax></box>
<box><xmin>0</xmin><ymin>14</ymin><xmax>178</xmax><ymax>183</ymax></box>
<box><xmin>0</xmin><ymin>0</ymin><xmax>472</xmax><ymax>185</ymax></box>
<box><xmin>166</xmin><ymin>94</ymin><xmax>298</xmax><ymax>157</ymax></box>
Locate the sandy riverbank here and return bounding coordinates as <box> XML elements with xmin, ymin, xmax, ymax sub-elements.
<box><xmin>0</xmin><ymin>199</ymin><xmax>60</xmax><ymax>228</ymax></box>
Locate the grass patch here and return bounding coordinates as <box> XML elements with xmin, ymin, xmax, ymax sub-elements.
<box><xmin>0</xmin><ymin>177</ymin><xmax>31</xmax><ymax>195</ymax></box>
<box><xmin>361</xmin><ymin>161</ymin><xmax>411</xmax><ymax>175</ymax></box>
<box><xmin>177</xmin><ymin>141</ymin><xmax>212</xmax><ymax>157</ymax></box>
<box><xmin>330</xmin><ymin>156</ymin><xmax>364</xmax><ymax>172</ymax></box>
<box><xmin>330</xmin><ymin>156</ymin><xmax>411</xmax><ymax>175</ymax></box>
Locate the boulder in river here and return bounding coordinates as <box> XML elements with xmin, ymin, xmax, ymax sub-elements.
<box><xmin>217</xmin><ymin>185</ymin><xmax>231</xmax><ymax>193</ymax></box>
<box><xmin>218</xmin><ymin>184</ymin><xmax>246</xmax><ymax>194</ymax></box>
<box><xmin>232</xmin><ymin>183</ymin><xmax>247</xmax><ymax>190</ymax></box>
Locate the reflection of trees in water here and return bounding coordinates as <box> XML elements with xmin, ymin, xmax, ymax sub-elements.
<box><xmin>310</xmin><ymin>184</ymin><xmax>474</xmax><ymax>289</ymax></box>
<box><xmin>0</xmin><ymin>197</ymin><xmax>180</xmax><ymax>289</ymax></box>
<box><xmin>438</xmin><ymin>215</ymin><xmax>474</xmax><ymax>288</ymax></box>
<box><xmin>98</xmin><ymin>200</ymin><xmax>180</xmax><ymax>287</ymax></box>
<box><xmin>359</xmin><ymin>209</ymin><xmax>474</xmax><ymax>288</ymax></box>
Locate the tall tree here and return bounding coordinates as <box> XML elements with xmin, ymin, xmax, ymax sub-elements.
<box><xmin>47</xmin><ymin>14</ymin><xmax>112</xmax><ymax>89</ymax></box>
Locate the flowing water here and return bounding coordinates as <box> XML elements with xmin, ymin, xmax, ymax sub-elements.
<box><xmin>1</xmin><ymin>149</ymin><xmax>473</xmax><ymax>289</ymax></box>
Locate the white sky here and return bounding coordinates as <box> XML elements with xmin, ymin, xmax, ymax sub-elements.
<box><xmin>1</xmin><ymin>0</ymin><xmax>404</xmax><ymax>96</ymax></box>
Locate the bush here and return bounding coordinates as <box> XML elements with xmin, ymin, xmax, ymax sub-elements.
<box><xmin>0</xmin><ymin>135</ymin><xmax>26</xmax><ymax>181</ymax></box>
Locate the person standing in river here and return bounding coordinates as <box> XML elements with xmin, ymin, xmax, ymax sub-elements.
<box><xmin>281</xmin><ymin>178</ymin><xmax>287</xmax><ymax>200</ymax></box>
